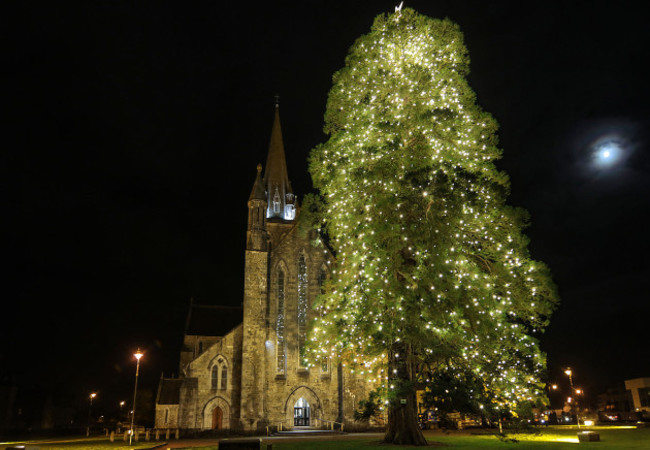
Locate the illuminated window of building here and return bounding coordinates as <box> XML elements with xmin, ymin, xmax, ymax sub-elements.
<box><xmin>298</xmin><ymin>255</ymin><xmax>308</xmax><ymax>365</ymax></box>
<box><xmin>276</xmin><ymin>269</ymin><xmax>286</xmax><ymax>374</ymax></box>
<box><xmin>321</xmin><ymin>356</ymin><xmax>329</xmax><ymax>373</ymax></box>
<box><xmin>285</xmin><ymin>203</ymin><xmax>295</xmax><ymax>220</ymax></box>
<box><xmin>273</xmin><ymin>187</ymin><xmax>281</xmax><ymax>214</ymax></box>
<box><xmin>318</xmin><ymin>266</ymin><xmax>328</xmax><ymax>373</ymax></box>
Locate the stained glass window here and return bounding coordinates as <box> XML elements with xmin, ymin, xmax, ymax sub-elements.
<box><xmin>276</xmin><ymin>269</ymin><xmax>286</xmax><ymax>374</ymax></box>
<box><xmin>298</xmin><ymin>256</ymin><xmax>308</xmax><ymax>365</ymax></box>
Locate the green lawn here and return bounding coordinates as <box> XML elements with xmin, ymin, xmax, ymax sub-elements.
<box><xmin>3</xmin><ymin>426</ymin><xmax>648</xmax><ymax>449</ymax></box>
<box><xmin>0</xmin><ymin>436</ymin><xmax>154</xmax><ymax>449</ymax></box>
<box><xmin>260</xmin><ymin>426</ymin><xmax>650</xmax><ymax>450</ymax></box>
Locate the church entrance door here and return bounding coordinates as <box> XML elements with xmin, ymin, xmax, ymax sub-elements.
<box><xmin>212</xmin><ymin>406</ymin><xmax>223</xmax><ymax>429</ymax></box>
<box><xmin>293</xmin><ymin>397</ymin><xmax>310</xmax><ymax>426</ymax></box>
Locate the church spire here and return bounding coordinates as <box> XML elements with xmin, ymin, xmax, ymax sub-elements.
<box><xmin>263</xmin><ymin>100</ymin><xmax>295</xmax><ymax>221</ymax></box>
<box><xmin>246</xmin><ymin>164</ymin><xmax>268</xmax><ymax>251</ymax></box>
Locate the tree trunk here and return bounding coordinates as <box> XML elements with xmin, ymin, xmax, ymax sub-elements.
<box><xmin>383</xmin><ymin>343</ymin><xmax>428</xmax><ymax>445</ymax></box>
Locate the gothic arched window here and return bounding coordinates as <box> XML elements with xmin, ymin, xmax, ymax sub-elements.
<box><xmin>220</xmin><ymin>364</ymin><xmax>227</xmax><ymax>390</ymax></box>
<box><xmin>297</xmin><ymin>255</ymin><xmax>308</xmax><ymax>365</ymax></box>
<box><xmin>317</xmin><ymin>265</ymin><xmax>329</xmax><ymax>373</ymax></box>
<box><xmin>276</xmin><ymin>269</ymin><xmax>286</xmax><ymax>374</ymax></box>
<box><xmin>321</xmin><ymin>355</ymin><xmax>330</xmax><ymax>374</ymax></box>
<box><xmin>211</xmin><ymin>366</ymin><xmax>218</xmax><ymax>389</ymax></box>
<box><xmin>273</xmin><ymin>187</ymin><xmax>281</xmax><ymax>214</ymax></box>
<box><xmin>211</xmin><ymin>357</ymin><xmax>228</xmax><ymax>390</ymax></box>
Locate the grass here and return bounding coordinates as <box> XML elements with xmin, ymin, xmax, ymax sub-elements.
<box><xmin>258</xmin><ymin>426</ymin><xmax>650</xmax><ymax>449</ymax></box>
<box><xmin>416</xmin><ymin>426</ymin><xmax>650</xmax><ymax>449</ymax></box>
<box><xmin>0</xmin><ymin>436</ymin><xmax>155</xmax><ymax>449</ymax></box>
<box><xmin>3</xmin><ymin>426</ymin><xmax>648</xmax><ymax>449</ymax></box>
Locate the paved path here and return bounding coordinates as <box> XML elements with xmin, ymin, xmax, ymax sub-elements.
<box><xmin>150</xmin><ymin>432</ymin><xmax>386</xmax><ymax>449</ymax></box>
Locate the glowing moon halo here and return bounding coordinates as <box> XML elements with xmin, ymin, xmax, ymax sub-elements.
<box><xmin>591</xmin><ymin>135</ymin><xmax>624</xmax><ymax>168</ymax></box>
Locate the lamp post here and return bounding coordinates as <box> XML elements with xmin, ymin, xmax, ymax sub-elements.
<box><xmin>129</xmin><ymin>349</ymin><xmax>143</xmax><ymax>446</ymax></box>
<box><xmin>87</xmin><ymin>392</ymin><xmax>97</xmax><ymax>437</ymax></box>
<box><xmin>565</xmin><ymin>368</ymin><xmax>580</xmax><ymax>429</ymax></box>
<box><xmin>119</xmin><ymin>400</ymin><xmax>125</xmax><ymax>423</ymax></box>
<box><xmin>547</xmin><ymin>383</ymin><xmax>558</xmax><ymax>409</ymax></box>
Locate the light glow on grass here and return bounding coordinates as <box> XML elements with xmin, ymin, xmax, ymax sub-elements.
<box><xmin>510</xmin><ymin>432</ymin><xmax>580</xmax><ymax>444</ymax></box>
<box><xmin>542</xmin><ymin>435</ymin><xmax>580</xmax><ymax>444</ymax></box>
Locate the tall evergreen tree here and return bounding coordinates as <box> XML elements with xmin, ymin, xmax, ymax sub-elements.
<box><xmin>307</xmin><ymin>8</ymin><xmax>557</xmax><ymax>445</ymax></box>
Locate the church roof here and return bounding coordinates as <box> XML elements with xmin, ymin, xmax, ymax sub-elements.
<box><xmin>264</xmin><ymin>105</ymin><xmax>291</xmax><ymax>192</ymax></box>
<box><xmin>263</xmin><ymin>104</ymin><xmax>294</xmax><ymax>220</ymax></box>
<box><xmin>156</xmin><ymin>378</ymin><xmax>183</xmax><ymax>405</ymax></box>
<box><xmin>184</xmin><ymin>303</ymin><xmax>243</xmax><ymax>337</ymax></box>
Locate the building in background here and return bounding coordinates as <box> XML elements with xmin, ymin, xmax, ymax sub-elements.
<box><xmin>625</xmin><ymin>378</ymin><xmax>650</xmax><ymax>413</ymax></box>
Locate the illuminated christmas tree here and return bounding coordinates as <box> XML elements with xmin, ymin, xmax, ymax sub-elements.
<box><xmin>307</xmin><ymin>7</ymin><xmax>558</xmax><ymax>445</ymax></box>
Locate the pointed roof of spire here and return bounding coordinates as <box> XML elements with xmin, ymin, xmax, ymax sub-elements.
<box><xmin>249</xmin><ymin>164</ymin><xmax>266</xmax><ymax>201</ymax></box>
<box><xmin>263</xmin><ymin>102</ymin><xmax>292</xmax><ymax>197</ymax></box>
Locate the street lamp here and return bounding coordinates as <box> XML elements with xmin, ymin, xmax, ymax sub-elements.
<box><xmin>129</xmin><ymin>349</ymin><xmax>143</xmax><ymax>446</ymax></box>
<box><xmin>565</xmin><ymin>368</ymin><xmax>580</xmax><ymax>429</ymax></box>
<box><xmin>547</xmin><ymin>383</ymin><xmax>558</xmax><ymax>409</ymax></box>
<box><xmin>87</xmin><ymin>392</ymin><xmax>97</xmax><ymax>437</ymax></box>
<box><xmin>119</xmin><ymin>400</ymin><xmax>126</xmax><ymax>425</ymax></box>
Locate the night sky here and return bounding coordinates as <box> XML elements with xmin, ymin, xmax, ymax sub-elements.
<box><xmin>4</xmin><ymin>1</ymin><xmax>649</xmax><ymax>417</ymax></box>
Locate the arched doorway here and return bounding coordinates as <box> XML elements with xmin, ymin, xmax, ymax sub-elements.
<box><xmin>293</xmin><ymin>397</ymin><xmax>310</xmax><ymax>426</ymax></box>
<box><xmin>203</xmin><ymin>396</ymin><xmax>230</xmax><ymax>430</ymax></box>
<box><xmin>285</xmin><ymin>386</ymin><xmax>322</xmax><ymax>428</ymax></box>
<box><xmin>212</xmin><ymin>406</ymin><xmax>223</xmax><ymax>429</ymax></box>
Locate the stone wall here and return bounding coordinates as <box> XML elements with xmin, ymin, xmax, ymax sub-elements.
<box><xmin>154</xmin><ymin>404</ymin><xmax>179</xmax><ymax>429</ymax></box>
<box><xmin>180</xmin><ymin>335</ymin><xmax>221</xmax><ymax>375</ymax></box>
<box><xmin>239</xmin><ymin>248</ymin><xmax>270</xmax><ymax>431</ymax></box>
<box><xmin>179</xmin><ymin>325</ymin><xmax>243</xmax><ymax>430</ymax></box>
<box><xmin>240</xmin><ymin>222</ymin><xmax>360</xmax><ymax>431</ymax></box>
<box><xmin>167</xmin><ymin>221</ymin><xmax>373</xmax><ymax>432</ymax></box>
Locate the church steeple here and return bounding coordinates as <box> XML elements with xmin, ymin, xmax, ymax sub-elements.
<box><xmin>246</xmin><ymin>164</ymin><xmax>268</xmax><ymax>251</ymax></box>
<box><xmin>263</xmin><ymin>101</ymin><xmax>295</xmax><ymax>221</ymax></box>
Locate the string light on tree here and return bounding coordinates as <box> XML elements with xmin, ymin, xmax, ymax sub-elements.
<box><xmin>305</xmin><ymin>6</ymin><xmax>558</xmax><ymax>446</ymax></box>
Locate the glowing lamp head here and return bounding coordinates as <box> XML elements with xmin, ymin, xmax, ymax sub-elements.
<box><xmin>552</xmin><ymin>384</ymin><xmax>558</xmax><ymax>390</ymax></box>
<box><xmin>90</xmin><ymin>392</ymin><xmax>97</xmax><ymax>399</ymax></box>
<box><xmin>134</xmin><ymin>349</ymin><xmax>143</xmax><ymax>361</ymax></box>
<box><xmin>565</xmin><ymin>368</ymin><xmax>572</xmax><ymax>377</ymax></box>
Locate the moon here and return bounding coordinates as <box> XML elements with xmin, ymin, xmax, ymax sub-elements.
<box><xmin>570</xmin><ymin>118</ymin><xmax>640</xmax><ymax>174</ymax></box>
<box><xmin>592</xmin><ymin>136</ymin><xmax>624</xmax><ymax>168</ymax></box>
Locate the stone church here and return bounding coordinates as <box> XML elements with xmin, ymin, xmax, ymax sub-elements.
<box><xmin>154</xmin><ymin>106</ymin><xmax>370</xmax><ymax>432</ymax></box>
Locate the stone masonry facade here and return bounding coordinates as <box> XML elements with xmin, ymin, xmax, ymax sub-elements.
<box><xmin>154</xmin><ymin>106</ymin><xmax>371</xmax><ymax>432</ymax></box>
